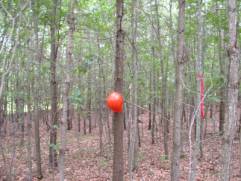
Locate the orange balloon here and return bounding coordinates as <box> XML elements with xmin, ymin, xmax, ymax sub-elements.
<box><xmin>106</xmin><ymin>92</ymin><xmax>124</xmax><ymax>112</ymax></box>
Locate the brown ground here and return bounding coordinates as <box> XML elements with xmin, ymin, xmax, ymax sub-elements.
<box><xmin>1</xmin><ymin>108</ymin><xmax>241</xmax><ymax>181</ymax></box>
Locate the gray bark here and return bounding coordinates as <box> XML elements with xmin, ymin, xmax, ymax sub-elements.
<box><xmin>26</xmin><ymin>88</ymin><xmax>32</xmax><ymax>181</ymax></box>
<box><xmin>220</xmin><ymin>0</ymin><xmax>240</xmax><ymax>180</ymax></box>
<box><xmin>219</xmin><ymin>29</ymin><xmax>226</xmax><ymax>135</ymax></box>
<box><xmin>128</xmin><ymin>0</ymin><xmax>139</xmax><ymax>178</ymax></box>
<box><xmin>59</xmin><ymin>1</ymin><xmax>75</xmax><ymax>180</ymax></box>
<box><xmin>112</xmin><ymin>0</ymin><xmax>125</xmax><ymax>180</ymax></box>
<box><xmin>49</xmin><ymin>0</ymin><xmax>59</xmax><ymax>168</ymax></box>
<box><xmin>188</xmin><ymin>0</ymin><xmax>204</xmax><ymax>180</ymax></box>
<box><xmin>171</xmin><ymin>0</ymin><xmax>186</xmax><ymax>180</ymax></box>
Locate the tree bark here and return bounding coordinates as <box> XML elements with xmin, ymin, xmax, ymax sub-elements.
<box><xmin>171</xmin><ymin>0</ymin><xmax>186</xmax><ymax>180</ymax></box>
<box><xmin>66</xmin><ymin>1</ymin><xmax>75</xmax><ymax>131</ymax></box>
<box><xmin>220</xmin><ymin>0</ymin><xmax>240</xmax><ymax>180</ymax></box>
<box><xmin>112</xmin><ymin>0</ymin><xmax>125</xmax><ymax>180</ymax></box>
<box><xmin>97</xmin><ymin>35</ymin><xmax>104</xmax><ymax>156</ymax></box>
<box><xmin>26</xmin><ymin>86</ymin><xmax>32</xmax><ymax>181</ymax></box>
<box><xmin>49</xmin><ymin>0</ymin><xmax>59</xmax><ymax>168</ymax></box>
<box><xmin>31</xmin><ymin>0</ymin><xmax>43</xmax><ymax>177</ymax></box>
<box><xmin>128</xmin><ymin>0</ymin><xmax>139</xmax><ymax>177</ymax></box>
<box><xmin>87</xmin><ymin>68</ymin><xmax>92</xmax><ymax>134</ymax></box>
<box><xmin>219</xmin><ymin>29</ymin><xmax>226</xmax><ymax>135</ymax></box>
<box><xmin>155</xmin><ymin>0</ymin><xmax>169</xmax><ymax>159</ymax></box>
<box><xmin>188</xmin><ymin>0</ymin><xmax>204</xmax><ymax>180</ymax></box>
<box><xmin>59</xmin><ymin>1</ymin><xmax>75</xmax><ymax>180</ymax></box>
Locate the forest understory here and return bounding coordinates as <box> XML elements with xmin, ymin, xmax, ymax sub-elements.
<box><xmin>1</xmin><ymin>107</ymin><xmax>241</xmax><ymax>181</ymax></box>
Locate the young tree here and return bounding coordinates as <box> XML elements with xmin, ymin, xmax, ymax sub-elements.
<box><xmin>49</xmin><ymin>0</ymin><xmax>59</xmax><ymax>168</ymax></box>
<box><xmin>128</xmin><ymin>0</ymin><xmax>139</xmax><ymax>176</ymax></box>
<box><xmin>171</xmin><ymin>0</ymin><xmax>186</xmax><ymax>180</ymax></box>
<box><xmin>220</xmin><ymin>0</ymin><xmax>240</xmax><ymax>180</ymax></box>
<box><xmin>189</xmin><ymin>0</ymin><xmax>204</xmax><ymax>180</ymax></box>
<box><xmin>59</xmin><ymin>0</ymin><xmax>75</xmax><ymax>180</ymax></box>
<box><xmin>31</xmin><ymin>0</ymin><xmax>43</xmax><ymax>178</ymax></box>
<box><xmin>112</xmin><ymin>0</ymin><xmax>125</xmax><ymax>180</ymax></box>
<box><xmin>219</xmin><ymin>29</ymin><xmax>226</xmax><ymax>135</ymax></box>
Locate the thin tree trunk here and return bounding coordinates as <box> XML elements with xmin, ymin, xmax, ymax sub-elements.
<box><xmin>150</xmin><ymin>43</ymin><xmax>156</xmax><ymax>145</ymax></box>
<box><xmin>171</xmin><ymin>0</ymin><xmax>186</xmax><ymax>180</ymax></box>
<box><xmin>59</xmin><ymin>73</ymin><xmax>69</xmax><ymax>181</ymax></box>
<box><xmin>188</xmin><ymin>0</ymin><xmax>204</xmax><ymax>180</ymax></box>
<box><xmin>26</xmin><ymin>86</ymin><xmax>32</xmax><ymax>181</ymax></box>
<box><xmin>3</xmin><ymin>84</ymin><xmax>8</xmax><ymax>135</ymax></box>
<box><xmin>49</xmin><ymin>0</ymin><xmax>59</xmax><ymax>168</ymax></box>
<box><xmin>15</xmin><ymin>78</ymin><xmax>24</xmax><ymax>145</ymax></box>
<box><xmin>98</xmin><ymin>97</ymin><xmax>103</xmax><ymax>155</ymax></box>
<box><xmin>219</xmin><ymin>29</ymin><xmax>226</xmax><ymax>135</ymax></box>
<box><xmin>220</xmin><ymin>0</ymin><xmax>240</xmax><ymax>180</ymax></box>
<box><xmin>151</xmin><ymin>68</ymin><xmax>156</xmax><ymax>145</ymax></box>
<box><xmin>33</xmin><ymin>93</ymin><xmax>42</xmax><ymax>179</ymax></box>
<box><xmin>154</xmin><ymin>0</ymin><xmax>169</xmax><ymax>158</ymax></box>
<box><xmin>87</xmin><ymin>66</ymin><xmax>92</xmax><ymax>134</ymax></box>
<box><xmin>83</xmin><ymin>118</ymin><xmax>86</xmax><ymax>135</ymax></box>
<box><xmin>59</xmin><ymin>80</ymin><xmax>68</xmax><ymax>179</ymax></box>
<box><xmin>97</xmin><ymin>36</ymin><xmax>104</xmax><ymax>156</ymax></box>
<box><xmin>78</xmin><ymin>111</ymin><xmax>81</xmax><ymax>132</ymax></box>
<box><xmin>128</xmin><ymin>0</ymin><xmax>139</xmax><ymax>177</ymax></box>
<box><xmin>20</xmin><ymin>99</ymin><xmax>25</xmax><ymax>146</ymax></box>
<box><xmin>59</xmin><ymin>1</ymin><xmax>75</xmax><ymax>180</ymax></box>
<box><xmin>239</xmin><ymin>94</ymin><xmax>241</xmax><ymax>174</ymax></box>
<box><xmin>112</xmin><ymin>0</ymin><xmax>125</xmax><ymax>180</ymax></box>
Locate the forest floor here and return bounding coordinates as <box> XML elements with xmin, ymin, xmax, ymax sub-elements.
<box><xmin>1</xmin><ymin>110</ymin><xmax>241</xmax><ymax>181</ymax></box>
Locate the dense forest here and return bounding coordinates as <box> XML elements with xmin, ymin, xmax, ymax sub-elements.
<box><xmin>0</xmin><ymin>0</ymin><xmax>240</xmax><ymax>180</ymax></box>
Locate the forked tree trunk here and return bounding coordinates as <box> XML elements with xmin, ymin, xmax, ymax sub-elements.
<box><xmin>220</xmin><ymin>0</ymin><xmax>240</xmax><ymax>180</ymax></box>
<box><xmin>171</xmin><ymin>0</ymin><xmax>186</xmax><ymax>180</ymax></box>
<box><xmin>112</xmin><ymin>0</ymin><xmax>125</xmax><ymax>180</ymax></box>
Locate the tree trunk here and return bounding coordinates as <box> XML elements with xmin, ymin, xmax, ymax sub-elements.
<box><xmin>97</xmin><ymin>36</ymin><xmax>104</xmax><ymax>156</ymax></box>
<box><xmin>220</xmin><ymin>0</ymin><xmax>240</xmax><ymax>180</ymax></box>
<box><xmin>49</xmin><ymin>0</ymin><xmax>59</xmax><ymax>169</ymax></box>
<box><xmin>26</xmin><ymin>86</ymin><xmax>32</xmax><ymax>181</ymax></box>
<box><xmin>87</xmin><ymin>68</ymin><xmax>92</xmax><ymax>134</ymax></box>
<box><xmin>59</xmin><ymin>71</ymin><xmax>69</xmax><ymax>181</ymax></box>
<box><xmin>150</xmin><ymin>42</ymin><xmax>156</xmax><ymax>145</ymax></box>
<box><xmin>59</xmin><ymin>1</ymin><xmax>75</xmax><ymax>180</ymax></box>
<box><xmin>66</xmin><ymin>0</ymin><xmax>75</xmax><ymax>131</ymax></box>
<box><xmin>151</xmin><ymin>66</ymin><xmax>156</xmax><ymax>145</ymax></box>
<box><xmin>78</xmin><ymin>111</ymin><xmax>81</xmax><ymax>132</ymax></box>
<box><xmin>31</xmin><ymin>0</ymin><xmax>43</xmax><ymax>176</ymax></box>
<box><xmin>83</xmin><ymin>118</ymin><xmax>86</xmax><ymax>135</ymax></box>
<box><xmin>188</xmin><ymin>0</ymin><xmax>204</xmax><ymax>180</ymax></box>
<box><xmin>219</xmin><ymin>29</ymin><xmax>226</xmax><ymax>135</ymax></box>
<box><xmin>128</xmin><ymin>0</ymin><xmax>139</xmax><ymax>177</ymax></box>
<box><xmin>148</xmin><ymin>103</ymin><xmax>152</xmax><ymax>130</ymax></box>
<box><xmin>112</xmin><ymin>0</ymin><xmax>125</xmax><ymax>180</ymax></box>
<box><xmin>171</xmin><ymin>0</ymin><xmax>185</xmax><ymax>180</ymax></box>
